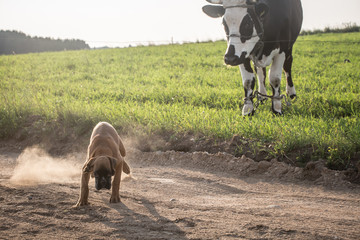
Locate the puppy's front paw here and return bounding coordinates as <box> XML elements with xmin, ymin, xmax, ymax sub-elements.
<box><xmin>110</xmin><ymin>195</ymin><xmax>121</xmax><ymax>203</ymax></box>
<box><xmin>74</xmin><ymin>200</ymin><xmax>89</xmax><ymax>207</ymax></box>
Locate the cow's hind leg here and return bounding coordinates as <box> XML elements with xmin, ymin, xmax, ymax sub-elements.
<box><xmin>255</xmin><ymin>66</ymin><xmax>267</xmax><ymax>102</ymax></box>
<box><xmin>240</xmin><ymin>59</ymin><xmax>256</xmax><ymax>116</ymax></box>
<box><xmin>283</xmin><ymin>49</ymin><xmax>296</xmax><ymax>99</ymax></box>
<box><xmin>269</xmin><ymin>53</ymin><xmax>286</xmax><ymax>115</ymax></box>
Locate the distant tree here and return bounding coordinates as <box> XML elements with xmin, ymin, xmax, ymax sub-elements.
<box><xmin>0</xmin><ymin>30</ymin><xmax>90</xmax><ymax>55</ymax></box>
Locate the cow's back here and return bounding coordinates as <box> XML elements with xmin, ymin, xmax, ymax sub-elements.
<box><xmin>262</xmin><ymin>0</ymin><xmax>303</xmax><ymax>52</ymax></box>
<box><xmin>288</xmin><ymin>0</ymin><xmax>303</xmax><ymax>42</ymax></box>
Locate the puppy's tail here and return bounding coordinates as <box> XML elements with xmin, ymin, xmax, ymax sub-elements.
<box><xmin>123</xmin><ymin>160</ymin><xmax>131</xmax><ymax>174</ymax></box>
<box><xmin>121</xmin><ymin>161</ymin><xmax>136</xmax><ymax>181</ymax></box>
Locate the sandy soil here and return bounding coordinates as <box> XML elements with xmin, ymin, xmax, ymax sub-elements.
<box><xmin>1</xmin><ymin>147</ymin><xmax>360</xmax><ymax>240</ymax></box>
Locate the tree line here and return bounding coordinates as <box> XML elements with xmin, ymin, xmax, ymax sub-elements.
<box><xmin>300</xmin><ymin>22</ymin><xmax>360</xmax><ymax>36</ymax></box>
<box><xmin>0</xmin><ymin>30</ymin><xmax>90</xmax><ymax>55</ymax></box>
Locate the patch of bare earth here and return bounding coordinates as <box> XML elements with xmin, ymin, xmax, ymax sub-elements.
<box><xmin>1</xmin><ymin>143</ymin><xmax>360</xmax><ymax>240</ymax></box>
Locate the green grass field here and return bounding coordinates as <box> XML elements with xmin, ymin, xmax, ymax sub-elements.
<box><xmin>1</xmin><ymin>32</ymin><xmax>359</xmax><ymax>169</ymax></box>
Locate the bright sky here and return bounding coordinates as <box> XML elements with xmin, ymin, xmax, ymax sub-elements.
<box><xmin>1</xmin><ymin>0</ymin><xmax>359</xmax><ymax>48</ymax></box>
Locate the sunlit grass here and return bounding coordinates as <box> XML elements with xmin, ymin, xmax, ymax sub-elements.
<box><xmin>1</xmin><ymin>33</ymin><xmax>359</xmax><ymax>169</ymax></box>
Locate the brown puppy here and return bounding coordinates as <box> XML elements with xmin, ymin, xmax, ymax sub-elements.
<box><xmin>75</xmin><ymin>122</ymin><xmax>130</xmax><ymax>207</ymax></box>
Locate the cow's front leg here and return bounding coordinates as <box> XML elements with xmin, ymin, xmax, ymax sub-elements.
<box><xmin>269</xmin><ymin>53</ymin><xmax>286</xmax><ymax>115</ymax></box>
<box><xmin>255</xmin><ymin>66</ymin><xmax>267</xmax><ymax>102</ymax></box>
<box><xmin>240</xmin><ymin>59</ymin><xmax>256</xmax><ymax>116</ymax></box>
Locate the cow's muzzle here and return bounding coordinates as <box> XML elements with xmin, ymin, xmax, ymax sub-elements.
<box><xmin>224</xmin><ymin>45</ymin><xmax>246</xmax><ymax>66</ymax></box>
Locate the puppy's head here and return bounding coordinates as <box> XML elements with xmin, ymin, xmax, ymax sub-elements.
<box><xmin>83</xmin><ymin>156</ymin><xmax>117</xmax><ymax>190</ymax></box>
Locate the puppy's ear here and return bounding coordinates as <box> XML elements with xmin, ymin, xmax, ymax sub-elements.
<box><xmin>108</xmin><ymin>157</ymin><xmax>117</xmax><ymax>176</ymax></box>
<box><xmin>83</xmin><ymin>157</ymin><xmax>96</xmax><ymax>173</ymax></box>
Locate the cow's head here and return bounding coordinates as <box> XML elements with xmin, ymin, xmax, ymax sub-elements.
<box><xmin>203</xmin><ymin>0</ymin><xmax>268</xmax><ymax>66</ymax></box>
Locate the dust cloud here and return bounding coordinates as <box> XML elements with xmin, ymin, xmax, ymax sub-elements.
<box><xmin>10</xmin><ymin>147</ymin><xmax>82</xmax><ymax>186</ymax></box>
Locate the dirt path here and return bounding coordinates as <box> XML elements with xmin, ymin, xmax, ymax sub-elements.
<box><xmin>0</xmin><ymin>148</ymin><xmax>359</xmax><ymax>240</ymax></box>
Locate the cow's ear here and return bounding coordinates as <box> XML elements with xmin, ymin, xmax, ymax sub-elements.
<box><xmin>255</xmin><ymin>3</ymin><xmax>268</xmax><ymax>19</ymax></box>
<box><xmin>202</xmin><ymin>5</ymin><xmax>225</xmax><ymax>18</ymax></box>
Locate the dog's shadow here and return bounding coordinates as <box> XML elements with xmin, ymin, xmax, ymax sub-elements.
<box><xmin>103</xmin><ymin>196</ymin><xmax>189</xmax><ymax>240</ymax></box>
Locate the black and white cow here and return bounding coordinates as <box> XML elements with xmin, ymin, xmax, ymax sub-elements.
<box><xmin>203</xmin><ymin>0</ymin><xmax>303</xmax><ymax>115</ymax></box>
